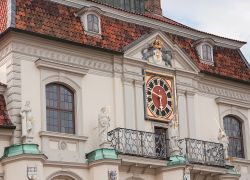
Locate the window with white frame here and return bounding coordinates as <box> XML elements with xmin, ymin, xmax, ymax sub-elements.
<box><xmin>87</xmin><ymin>14</ymin><xmax>100</xmax><ymax>33</ymax></box>
<box><xmin>201</xmin><ymin>44</ymin><xmax>213</xmax><ymax>61</ymax></box>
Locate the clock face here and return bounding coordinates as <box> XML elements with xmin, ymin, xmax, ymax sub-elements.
<box><xmin>145</xmin><ymin>74</ymin><xmax>174</xmax><ymax>121</ymax></box>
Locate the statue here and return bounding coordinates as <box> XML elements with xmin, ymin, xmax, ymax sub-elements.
<box><xmin>141</xmin><ymin>37</ymin><xmax>172</xmax><ymax>67</ymax></box>
<box><xmin>98</xmin><ymin>106</ymin><xmax>111</xmax><ymax>147</ymax></box>
<box><xmin>168</xmin><ymin>118</ymin><xmax>180</xmax><ymax>156</ymax></box>
<box><xmin>20</xmin><ymin>101</ymin><xmax>34</xmax><ymax>143</ymax></box>
<box><xmin>183</xmin><ymin>167</ymin><xmax>191</xmax><ymax>180</ymax></box>
<box><xmin>218</xmin><ymin>128</ymin><xmax>229</xmax><ymax>160</ymax></box>
<box><xmin>108</xmin><ymin>170</ymin><xmax>117</xmax><ymax>180</ymax></box>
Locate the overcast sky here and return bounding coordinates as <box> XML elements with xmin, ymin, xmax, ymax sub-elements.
<box><xmin>161</xmin><ymin>0</ymin><xmax>250</xmax><ymax>63</ymax></box>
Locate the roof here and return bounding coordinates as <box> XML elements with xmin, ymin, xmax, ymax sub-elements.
<box><xmin>0</xmin><ymin>0</ymin><xmax>7</xmax><ymax>33</ymax></box>
<box><xmin>0</xmin><ymin>95</ymin><xmax>15</xmax><ymax>129</ymax></box>
<box><xmin>3</xmin><ymin>0</ymin><xmax>247</xmax><ymax>83</ymax></box>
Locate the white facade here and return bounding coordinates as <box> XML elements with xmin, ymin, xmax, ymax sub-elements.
<box><xmin>0</xmin><ymin>12</ymin><xmax>250</xmax><ymax>180</ymax></box>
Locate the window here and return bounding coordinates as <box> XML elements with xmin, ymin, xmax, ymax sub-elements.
<box><xmin>46</xmin><ymin>83</ymin><xmax>75</xmax><ymax>134</ymax></box>
<box><xmin>87</xmin><ymin>14</ymin><xmax>100</xmax><ymax>33</ymax></box>
<box><xmin>201</xmin><ymin>44</ymin><xmax>213</xmax><ymax>61</ymax></box>
<box><xmin>223</xmin><ymin>116</ymin><xmax>244</xmax><ymax>158</ymax></box>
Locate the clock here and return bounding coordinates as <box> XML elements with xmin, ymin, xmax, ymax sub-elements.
<box><xmin>145</xmin><ymin>73</ymin><xmax>174</xmax><ymax>122</ymax></box>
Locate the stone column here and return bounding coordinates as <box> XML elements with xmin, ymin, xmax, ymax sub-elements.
<box><xmin>123</xmin><ymin>78</ymin><xmax>136</xmax><ymax>129</ymax></box>
<box><xmin>134</xmin><ymin>80</ymin><xmax>145</xmax><ymax>131</ymax></box>
<box><xmin>186</xmin><ymin>91</ymin><xmax>196</xmax><ymax>138</ymax></box>
<box><xmin>177</xmin><ymin>90</ymin><xmax>188</xmax><ymax>138</ymax></box>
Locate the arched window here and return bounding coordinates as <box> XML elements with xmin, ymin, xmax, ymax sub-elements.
<box><xmin>46</xmin><ymin>83</ymin><xmax>75</xmax><ymax>134</ymax></box>
<box><xmin>87</xmin><ymin>14</ymin><xmax>100</xmax><ymax>33</ymax></box>
<box><xmin>223</xmin><ymin>116</ymin><xmax>244</xmax><ymax>158</ymax></box>
<box><xmin>202</xmin><ymin>44</ymin><xmax>212</xmax><ymax>61</ymax></box>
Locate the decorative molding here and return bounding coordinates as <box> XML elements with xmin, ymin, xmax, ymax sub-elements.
<box><xmin>46</xmin><ymin>170</ymin><xmax>83</xmax><ymax>180</ymax></box>
<box><xmin>50</xmin><ymin>0</ymin><xmax>245</xmax><ymax>49</ymax></box>
<box><xmin>198</xmin><ymin>83</ymin><xmax>250</xmax><ymax>102</ymax></box>
<box><xmin>119</xmin><ymin>155</ymin><xmax>166</xmax><ymax>167</ymax></box>
<box><xmin>1</xmin><ymin>154</ymin><xmax>47</xmax><ymax>165</ymax></box>
<box><xmin>216</xmin><ymin>97</ymin><xmax>250</xmax><ymax>109</ymax></box>
<box><xmin>43</xmin><ymin>160</ymin><xmax>88</xmax><ymax>168</ymax></box>
<box><xmin>39</xmin><ymin>131</ymin><xmax>88</xmax><ymax>142</ymax></box>
<box><xmin>35</xmin><ymin>58</ymin><xmax>89</xmax><ymax>76</ymax></box>
<box><xmin>12</xmin><ymin>42</ymin><xmax>113</xmax><ymax>75</ymax></box>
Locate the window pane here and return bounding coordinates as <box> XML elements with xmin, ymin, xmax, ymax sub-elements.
<box><xmin>87</xmin><ymin>14</ymin><xmax>99</xmax><ymax>33</ymax></box>
<box><xmin>46</xmin><ymin>83</ymin><xmax>75</xmax><ymax>134</ymax></box>
<box><xmin>223</xmin><ymin>116</ymin><xmax>244</xmax><ymax>158</ymax></box>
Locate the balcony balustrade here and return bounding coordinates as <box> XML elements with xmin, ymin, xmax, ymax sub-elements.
<box><xmin>107</xmin><ymin>128</ymin><xmax>225</xmax><ymax>167</ymax></box>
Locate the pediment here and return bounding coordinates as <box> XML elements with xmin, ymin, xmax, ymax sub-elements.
<box><xmin>124</xmin><ymin>31</ymin><xmax>200</xmax><ymax>73</ymax></box>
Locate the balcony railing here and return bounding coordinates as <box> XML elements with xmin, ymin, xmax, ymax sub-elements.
<box><xmin>108</xmin><ymin>128</ymin><xmax>225</xmax><ymax>167</ymax></box>
<box><xmin>107</xmin><ymin>128</ymin><xmax>168</xmax><ymax>160</ymax></box>
<box><xmin>178</xmin><ymin>138</ymin><xmax>225</xmax><ymax>167</ymax></box>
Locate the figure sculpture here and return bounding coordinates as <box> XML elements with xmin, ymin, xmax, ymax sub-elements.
<box><xmin>20</xmin><ymin>101</ymin><xmax>34</xmax><ymax>143</ymax></box>
<box><xmin>98</xmin><ymin>106</ymin><xmax>111</xmax><ymax>146</ymax></box>
<box><xmin>168</xmin><ymin>118</ymin><xmax>180</xmax><ymax>156</ymax></box>
<box><xmin>218</xmin><ymin>128</ymin><xmax>229</xmax><ymax>160</ymax></box>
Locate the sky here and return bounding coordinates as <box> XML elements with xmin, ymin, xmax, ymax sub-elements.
<box><xmin>161</xmin><ymin>0</ymin><xmax>250</xmax><ymax>63</ymax></box>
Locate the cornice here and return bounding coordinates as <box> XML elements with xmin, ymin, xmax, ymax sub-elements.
<box><xmin>1</xmin><ymin>154</ymin><xmax>48</xmax><ymax>165</ymax></box>
<box><xmin>44</xmin><ymin>160</ymin><xmax>88</xmax><ymax>168</ymax></box>
<box><xmin>88</xmin><ymin>159</ymin><xmax>121</xmax><ymax>168</ymax></box>
<box><xmin>215</xmin><ymin>97</ymin><xmax>250</xmax><ymax>109</ymax></box>
<box><xmin>35</xmin><ymin>58</ymin><xmax>89</xmax><ymax>76</ymax></box>
<box><xmin>39</xmin><ymin>131</ymin><xmax>88</xmax><ymax>142</ymax></box>
<box><xmin>50</xmin><ymin>0</ymin><xmax>245</xmax><ymax>49</ymax></box>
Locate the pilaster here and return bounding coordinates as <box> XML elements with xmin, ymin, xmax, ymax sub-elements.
<box><xmin>186</xmin><ymin>91</ymin><xmax>196</xmax><ymax>138</ymax></box>
<box><xmin>134</xmin><ymin>80</ymin><xmax>145</xmax><ymax>131</ymax></box>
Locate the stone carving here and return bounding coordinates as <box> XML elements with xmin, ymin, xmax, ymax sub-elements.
<box><xmin>218</xmin><ymin>128</ymin><xmax>229</xmax><ymax>160</ymax></box>
<box><xmin>141</xmin><ymin>38</ymin><xmax>172</xmax><ymax>67</ymax></box>
<box><xmin>59</xmin><ymin>141</ymin><xmax>67</xmax><ymax>150</ymax></box>
<box><xmin>98</xmin><ymin>106</ymin><xmax>111</xmax><ymax>147</ymax></box>
<box><xmin>27</xmin><ymin>167</ymin><xmax>37</xmax><ymax>180</ymax></box>
<box><xmin>183</xmin><ymin>167</ymin><xmax>191</xmax><ymax>180</ymax></box>
<box><xmin>20</xmin><ymin>101</ymin><xmax>34</xmax><ymax>143</ymax></box>
<box><xmin>168</xmin><ymin>118</ymin><xmax>180</xmax><ymax>156</ymax></box>
<box><xmin>108</xmin><ymin>170</ymin><xmax>117</xmax><ymax>180</ymax></box>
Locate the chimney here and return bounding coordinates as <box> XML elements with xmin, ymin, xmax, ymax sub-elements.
<box><xmin>145</xmin><ymin>0</ymin><xmax>162</xmax><ymax>16</ymax></box>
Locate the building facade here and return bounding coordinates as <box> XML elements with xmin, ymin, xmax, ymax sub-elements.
<box><xmin>0</xmin><ymin>0</ymin><xmax>250</xmax><ymax>180</ymax></box>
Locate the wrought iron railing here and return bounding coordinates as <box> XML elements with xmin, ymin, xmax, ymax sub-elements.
<box><xmin>107</xmin><ymin>128</ymin><xmax>168</xmax><ymax>160</ymax></box>
<box><xmin>107</xmin><ymin>128</ymin><xmax>225</xmax><ymax>167</ymax></box>
<box><xmin>178</xmin><ymin>138</ymin><xmax>225</xmax><ymax>167</ymax></box>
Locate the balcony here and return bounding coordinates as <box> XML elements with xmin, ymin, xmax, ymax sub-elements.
<box><xmin>107</xmin><ymin>128</ymin><xmax>225</xmax><ymax>167</ymax></box>
<box><xmin>107</xmin><ymin>128</ymin><xmax>168</xmax><ymax>160</ymax></box>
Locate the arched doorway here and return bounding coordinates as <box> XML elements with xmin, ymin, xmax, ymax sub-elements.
<box><xmin>52</xmin><ymin>175</ymin><xmax>74</xmax><ymax>180</ymax></box>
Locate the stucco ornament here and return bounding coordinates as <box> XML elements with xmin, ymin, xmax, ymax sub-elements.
<box><xmin>108</xmin><ymin>170</ymin><xmax>117</xmax><ymax>180</ymax></box>
<box><xmin>141</xmin><ymin>38</ymin><xmax>172</xmax><ymax>67</ymax></box>
<box><xmin>27</xmin><ymin>167</ymin><xmax>37</xmax><ymax>180</ymax></box>
<box><xmin>98</xmin><ymin>106</ymin><xmax>111</xmax><ymax>147</ymax></box>
<box><xmin>168</xmin><ymin>118</ymin><xmax>180</xmax><ymax>156</ymax></box>
<box><xmin>20</xmin><ymin>101</ymin><xmax>34</xmax><ymax>143</ymax></box>
<box><xmin>218</xmin><ymin>128</ymin><xmax>229</xmax><ymax>160</ymax></box>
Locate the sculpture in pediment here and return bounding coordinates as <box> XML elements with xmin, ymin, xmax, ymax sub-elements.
<box><xmin>141</xmin><ymin>38</ymin><xmax>172</xmax><ymax>67</ymax></box>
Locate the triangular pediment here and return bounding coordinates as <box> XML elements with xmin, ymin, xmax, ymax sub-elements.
<box><xmin>124</xmin><ymin>31</ymin><xmax>200</xmax><ymax>73</ymax></box>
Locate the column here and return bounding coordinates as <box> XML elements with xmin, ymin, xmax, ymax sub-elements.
<box><xmin>177</xmin><ymin>90</ymin><xmax>188</xmax><ymax>138</ymax></box>
<box><xmin>186</xmin><ymin>91</ymin><xmax>196</xmax><ymax>138</ymax></box>
<box><xmin>134</xmin><ymin>80</ymin><xmax>145</xmax><ymax>131</ymax></box>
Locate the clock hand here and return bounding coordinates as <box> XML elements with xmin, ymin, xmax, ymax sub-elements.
<box><xmin>151</xmin><ymin>91</ymin><xmax>161</xmax><ymax>98</ymax></box>
<box><xmin>159</xmin><ymin>96</ymin><xmax>163</xmax><ymax>111</ymax></box>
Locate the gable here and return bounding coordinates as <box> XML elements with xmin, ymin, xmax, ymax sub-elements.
<box><xmin>124</xmin><ymin>31</ymin><xmax>200</xmax><ymax>73</ymax></box>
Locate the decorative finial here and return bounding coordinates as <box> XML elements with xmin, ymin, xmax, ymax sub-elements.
<box><xmin>152</xmin><ymin>37</ymin><xmax>163</xmax><ymax>49</ymax></box>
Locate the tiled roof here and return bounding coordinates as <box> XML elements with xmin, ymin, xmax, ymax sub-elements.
<box><xmin>12</xmin><ymin>0</ymin><xmax>250</xmax><ymax>83</ymax></box>
<box><xmin>0</xmin><ymin>95</ymin><xmax>14</xmax><ymax>128</ymax></box>
<box><xmin>0</xmin><ymin>0</ymin><xmax>7</xmax><ymax>33</ymax></box>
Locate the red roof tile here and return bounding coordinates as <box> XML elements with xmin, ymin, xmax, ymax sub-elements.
<box><xmin>12</xmin><ymin>0</ymin><xmax>250</xmax><ymax>83</ymax></box>
<box><xmin>0</xmin><ymin>0</ymin><xmax>7</xmax><ymax>33</ymax></box>
<box><xmin>0</xmin><ymin>95</ymin><xmax>14</xmax><ymax>128</ymax></box>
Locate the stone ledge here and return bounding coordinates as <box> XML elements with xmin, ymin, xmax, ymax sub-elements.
<box><xmin>1</xmin><ymin>144</ymin><xmax>42</xmax><ymax>158</ymax></box>
<box><xmin>86</xmin><ymin>148</ymin><xmax>118</xmax><ymax>163</ymax></box>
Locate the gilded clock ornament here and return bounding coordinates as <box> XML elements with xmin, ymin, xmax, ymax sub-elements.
<box><xmin>145</xmin><ymin>73</ymin><xmax>174</xmax><ymax>122</ymax></box>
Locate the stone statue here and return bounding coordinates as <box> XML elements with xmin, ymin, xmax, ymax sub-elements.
<box><xmin>20</xmin><ymin>101</ymin><xmax>34</xmax><ymax>143</ymax></box>
<box><xmin>183</xmin><ymin>167</ymin><xmax>191</xmax><ymax>180</ymax></box>
<box><xmin>218</xmin><ymin>128</ymin><xmax>229</xmax><ymax>160</ymax></box>
<box><xmin>98</xmin><ymin>106</ymin><xmax>111</xmax><ymax>147</ymax></box>
<box><xmin>108</xmin><ymin>170</ymin><xmax>117</xmax><ymax>180</ymax></box>
<box><xmin>168</xmin><ymin>118</ymin><xmax>180</xmax><ymax>156</ymax></box>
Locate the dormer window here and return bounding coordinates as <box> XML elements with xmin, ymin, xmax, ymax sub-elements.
<box><xmin>194</xmin><ymin>38</ymin><xmax>215</xmax><ymax>65</ymax></box>
<box><xmin>87</xmin><ymin>14</ymin><xmax>100</xmax><ymax>33</ymax></box>
<box><xmin>76</xmin><ymin>7</ymin><xmax>103</xmax><ymax>38</ymax></box>
<box><xmin>202</xmin><ymin>44</ymin><xmax>213</xmax><ymax>61</ymax></box>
